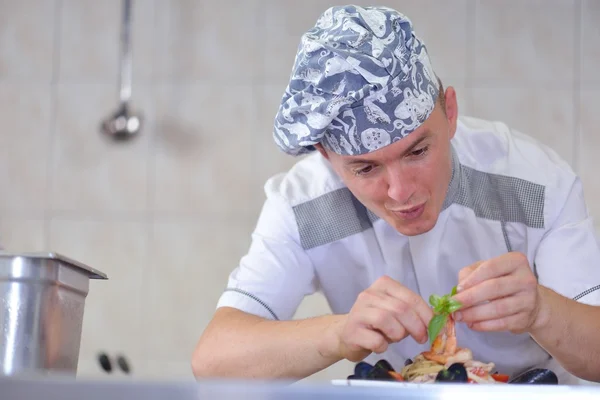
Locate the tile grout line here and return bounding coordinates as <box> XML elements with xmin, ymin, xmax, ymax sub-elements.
<box><xmin>572</xmin><ymin>0</ymin><xmax>582</xmax><ymax>173</ymax></box>
<box><xmin>43</xmin><ymin>0</ymin><xmax>63</xmax><ymax>251</ymax></box>
<box><xmin>145</xmin><ymin>0</ymin><xmax>157</xmax><ymax>225</ymax></box>
<box><xmin>143</xmin><ymin>0</ymin><xmax>172</xmax><ymax>363</ymax></box>
<box><xmin>259</xmin><ymin>0</ymin><xmax>268</xmax><ymax>86</ymax></box>
<box><xmin>465</xmin><ymin>0</ymin><xmax>475</xmax><ymax>91</ymax></box>
<box><xmin>138</xmin><ymin>0</ymin><xmax>159</xmax><ymax>366</ymax></box>
<box><xmin>0</xmin><ymin>79</ymin><xmax>575</xmax><ymax>90</ymax></box>
<box><xmin>253</xmin><ymin>0</ymin><xmax>268</xmax><ymax>193</ymax></box>
<box><xmin>41</xmin><ymin>209</ymin><xmax>253</xmax><ymax>222</ymax></box>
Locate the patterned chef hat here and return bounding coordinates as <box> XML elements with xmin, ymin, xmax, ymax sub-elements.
<box><xmin>273</xmin><ymin>5</ymin><xmax>440</xmax><ymax>156</ymax></box>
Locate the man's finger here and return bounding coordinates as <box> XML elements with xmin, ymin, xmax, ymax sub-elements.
<box><xmin>457</xmin><ymin>261</ymin><xmax>484</xmax><ymax>288</ymax></box>
<box><xmin>455</xmin><ymin>294</ymin><xmax>527</xmax><ymax>323</ymax></box>
<box><xmin>453</xmin><ymin>275</ymin><xmax>523</xmax><ymax>307</ymax></box>
<box><xmin>378</xmin><ymin>297</ymin><xmax>428</xmax><ymax>344</ymax></box>
<box><xmin>361</xmin><ymin>307</ymin><xmax>407</xmax><ymax>343</ymax></box>
<box><xmin>350</xmin><ymin>327</ymin><xmax>389</xmax><ymax>354</ymax></box>
<box><xmin>457</xmin><ymin>256</ymin><xmax>521</xmax><ymax>292</ymax></box>
<box><xmin>380</xmin><ymin>279</ymin><xmax>434</xmax><ymax>325</ymax></box>
<box><xmin>467</xmin><ymin>313</ymin><xmax>525</xmax><ymax>332</ymax></box>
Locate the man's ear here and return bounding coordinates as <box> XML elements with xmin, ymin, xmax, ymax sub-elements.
<box><xmin>444</xmin><ymin>86</ymin><xmax>458</xmax><ymax>140</ymax></box>
<box><xmin>315</xmin><ymin>144</ymin><xmax>329</xmax><ymax>160</ymax></box>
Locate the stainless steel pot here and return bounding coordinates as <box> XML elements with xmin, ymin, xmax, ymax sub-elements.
<box><xmin>0</xmin><ymin>252</ymin><xmax>107</xmax><ymax>376</ymax></box>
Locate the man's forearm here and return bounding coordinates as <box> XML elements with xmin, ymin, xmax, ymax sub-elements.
<box><xmin>192</xmin><ymin>307</ymin><xmax>346</xmax><ymax>380</ymax></box>
<box><xmin>530</xmin><ymin>286</ymin><xmax>600</xmax><ymax>382</ymax></box>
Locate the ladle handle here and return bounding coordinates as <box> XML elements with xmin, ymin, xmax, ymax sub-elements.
<box><xmin>119</xmin><ymin>0</ymin><xmax>132</xmax><ymax>104</ymax></box>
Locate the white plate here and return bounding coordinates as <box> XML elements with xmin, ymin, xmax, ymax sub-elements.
<box><xmin>330</xmin><ymin>379</ymin><xmax>424</xmax><ymax>388</ymax></box>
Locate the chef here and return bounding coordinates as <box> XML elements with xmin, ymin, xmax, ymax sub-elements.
<box><xmin>192</xmin><ymin>5</ymin><xmax>600</xmax><ymax>384</ymax></box>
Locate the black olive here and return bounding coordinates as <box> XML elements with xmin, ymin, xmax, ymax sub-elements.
<box><xmin>435</xmin><ymin>363</ymin><xmax>468</xmax><ymax>383</ymax></box>
<box><xmin>508</xmin><ymin>368</ymin><xmax>558</xmax><ymax>385</ymax></box>
<box><xmin>354</xmin><ymin>361</ymin><xmax>373</xmax><ymax>379</ymax></box>
<box><xmin>404</xmin><ymin>358</ymin><xmax>413</xmax><ymax>366</ymax></box>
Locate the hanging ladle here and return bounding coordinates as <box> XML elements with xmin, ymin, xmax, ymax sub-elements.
<box><xmin>101</xmin><ymin>0</ymin><xmax>142</xmax><ymax>140</ymax></box>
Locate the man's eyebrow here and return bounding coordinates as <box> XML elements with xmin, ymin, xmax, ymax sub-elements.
<box><xmin>343</xmin><ymin>132</ymin><xmax>431</xmax><ymax>166</ymax></box>
<box><xmin>344</xmin><ymin>158</ymin><xmax>373</xmax><ymax>166</ymax></box>
<box><xmin>402</xmin><ymin>134</ymin><xmax>429</xmax><ymax>155</ymax></box>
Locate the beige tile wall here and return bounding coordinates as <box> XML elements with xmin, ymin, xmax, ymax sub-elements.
<box><xmin>0</xmin><ymin>0</ymin><xmax>598</xmax><ymax>382</ymax></box>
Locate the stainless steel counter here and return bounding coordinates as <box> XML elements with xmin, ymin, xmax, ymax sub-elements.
<box><xmin>1</xmin><ymin>375</ymin><xmax>600</xmax><ymax>400</ymax></box>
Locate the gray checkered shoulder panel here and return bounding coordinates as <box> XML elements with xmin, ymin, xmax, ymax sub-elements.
<box><xmin>450</xmin><ymin>164</ymin><xmax>545</xmax><ymax>229</ymax></box>
<box><xmin>292</xmin><ymin>188</ymin><xmax>373</xmax><ymax>250</ymax></box>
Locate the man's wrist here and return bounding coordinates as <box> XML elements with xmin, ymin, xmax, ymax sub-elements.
<box><xmin>317</xmin><ymin>314</ymin><xmax>347</xmax><ymax>362</ymax></box>
<box><xmin>528</xmin><ymin>285</ymin><xmax>554</xmax><ymax>334</ymax></box>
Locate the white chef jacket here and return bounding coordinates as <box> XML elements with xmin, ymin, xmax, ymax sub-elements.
<box><xmin>217</xmin><ymin>116</ymin><xmax>600</xmax><ymax>384</ymax></box>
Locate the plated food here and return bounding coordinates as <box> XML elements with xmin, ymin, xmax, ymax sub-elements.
<box><xmin>347</xmin><ymin>287</ymin><xmax>558</xmax><ymax>385</ymax></box>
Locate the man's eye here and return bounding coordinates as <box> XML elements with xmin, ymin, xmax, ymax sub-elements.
<box><xmin>411</xmin><ymin>146</ymin><xmax>429</xmax><ymax>157</ymax></box>
<box><xmin>355</xmin><ymin>166</ymin><xmax>373</xmax><ymax>176</ymax></box>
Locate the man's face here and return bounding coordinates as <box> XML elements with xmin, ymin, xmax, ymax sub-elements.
<box><xmin>319</xmin><ymin>87</ymin><xmax>458</xmax><ymax>236</ymax></box>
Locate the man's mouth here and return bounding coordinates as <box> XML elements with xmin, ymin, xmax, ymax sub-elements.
<box><xmin>390</xmin><ymin>203</ymin><xmax>426</xmax><ymax>220</ymax></box>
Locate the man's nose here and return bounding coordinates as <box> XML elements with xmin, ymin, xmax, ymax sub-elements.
<box><xmin>387</xmin><ymin>168</ymin><xmax>415</xmax><ymax>204</ymax></box>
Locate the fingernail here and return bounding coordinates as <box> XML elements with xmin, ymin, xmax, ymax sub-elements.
<box><xmin>456</xmin><ymin>285</ymin><xmax>463</xmax><ymax>293</ymax></box>
<box><xmin>454</xmin><ymin>312</ymin><xmax>462</xmax><ymax>321</ymax></box>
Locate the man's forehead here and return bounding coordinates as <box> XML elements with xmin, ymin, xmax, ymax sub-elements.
<box><xmin>340</xmin><ymin>128</ymin><xmax>432</xmax><ymax>164</ymax></box>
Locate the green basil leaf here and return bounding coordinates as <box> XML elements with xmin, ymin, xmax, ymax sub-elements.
<box><xmin>447</xmin><ymin>299</ymin><xmax>463</xmax><ymax>313</ymax></box>
<box><xmin>428</xmin><ymin>314</ymin><xmax>448</xmax><ymax>345</ymax></box>
<box><xmin>451</xmin><ymin>286</ymin><xmax>458</xmax><ymax>296</ymax></box>
<box><xmin>429</xmin><ymin>294</ymin><xmax>442</xmax><ymax>309</ymax></box>
<box><xmin>433</xmin><ymin>302</ymin><xmax>446</xmax><ymax>314</ymax></box>
<box><xmin>437</xmin><ymin>295</ymin><xmax>453</xmax><ymax>313</ymax></box>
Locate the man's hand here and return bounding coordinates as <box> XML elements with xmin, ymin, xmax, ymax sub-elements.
<box><xmin>337</xmin><ymin>275</ymin><xmax>433</xmax><ymax>362</ymax></box>
<box><xmin>452</xmin><ymin>252</ymin><xmax>546</xmax><ymax>334</ymax></box>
